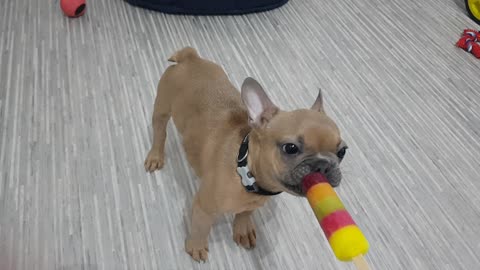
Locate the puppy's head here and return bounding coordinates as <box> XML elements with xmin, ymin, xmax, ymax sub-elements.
<box><xmin>242</xmin><ymin>78</ymin><xmax>348</xmax><ymax>196</ymax></box>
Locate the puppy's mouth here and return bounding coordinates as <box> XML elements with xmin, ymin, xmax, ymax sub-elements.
<box><xmin>280</xmin><ymin>163</ymin><xmax>342</xmax><ymax>196</ymax></box>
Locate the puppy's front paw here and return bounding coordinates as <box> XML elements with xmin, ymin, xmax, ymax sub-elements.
<box><xmin>233</xmin><ymin>217</ymin><xmax>256</xmax><ymax>249</ymax></box>
<box><xmin>144</xmin><ymin>150</ymin><xmax>164</xmax><ymax>172</ymax></box>
<box><xmin>185</xmin><ymin>238</ymin><xmax>209</xmax><ymax>262</ymax></box>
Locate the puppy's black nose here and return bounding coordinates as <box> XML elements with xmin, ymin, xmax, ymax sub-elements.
<box><xmin>313</xmin><ymin>159</ymin><xmax>331</xmax><ymax>175</ymax></box>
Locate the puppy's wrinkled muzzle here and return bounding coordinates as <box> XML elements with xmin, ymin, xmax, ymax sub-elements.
<box><xmin>285</xmin><ymin>158</ymin><xmax>342</xmax><ymax>194</ymax></box>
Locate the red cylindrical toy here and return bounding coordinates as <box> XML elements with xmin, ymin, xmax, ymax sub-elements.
<box><xmin>60</xmin><ymin>0</ymin><xmax>86</xmax><ymax>18</ymax></box>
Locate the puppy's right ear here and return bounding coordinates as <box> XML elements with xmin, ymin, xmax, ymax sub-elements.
<box><xmin>241</xmin><ymin>77</ymin><xmax>279</xmax><ymax>128</ymax></box>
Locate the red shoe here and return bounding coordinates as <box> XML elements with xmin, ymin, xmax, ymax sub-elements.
<box><xmin>456</xmin><ymin>35</ymin><xmax>480</xmax><ymax>58</ymax></box>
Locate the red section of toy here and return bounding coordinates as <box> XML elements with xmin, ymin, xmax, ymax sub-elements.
<box><xmin>60</xmin><ymin>0</ymin><xmax>86</xmax><ymax>18</ymax></box>
<box><xmin>456</xmin><ymin>29</ymin><xmax>480</xmax><ymax>58</ymax></box>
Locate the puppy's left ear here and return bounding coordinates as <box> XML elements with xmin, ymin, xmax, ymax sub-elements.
<box><xmin>241</xmin><ymin>77</ymin><xmax>279</xmax><ymax>128</ymax></box>
<box><xmin>311</xmin><ymin>89</ymin><xmax>324</xmax><ymax>112</ymax></box>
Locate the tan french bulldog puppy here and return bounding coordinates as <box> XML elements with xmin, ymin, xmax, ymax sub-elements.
<box><xmin>144</xmin><ymin>47</ymin><xmax>348</xmax><ymax>262</ymax></box>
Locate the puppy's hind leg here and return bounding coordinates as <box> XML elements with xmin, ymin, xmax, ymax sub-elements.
<box><xmin>144</xmin><ymin>81</ymin><xmax>171</xmax><ymax>172</ymax></box>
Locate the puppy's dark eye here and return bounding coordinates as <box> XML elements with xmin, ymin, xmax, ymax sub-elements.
<box><xmin>337</xmin><ymin>146</ymin><xmax>348</xmax><ymax>159</ymax></box>
<box><xmin>282</xmin><ymin>143</ymin><xmax>299</xmax><ymax>155</ymax></box>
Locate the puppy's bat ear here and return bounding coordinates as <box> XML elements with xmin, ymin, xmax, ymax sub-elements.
<box><xmin>311</xmin><ymin>89</ymin><xmax>324</xmax><ymax>112</ymax></box>
<box><xmin>241</xmin><ymin>77</ymin><xmax>279</xmax><ymax>128</ymax></box>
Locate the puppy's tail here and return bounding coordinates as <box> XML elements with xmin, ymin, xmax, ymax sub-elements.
<box><xmin>168</xmin><ymin>47</ymin><xmax>199</xmax><ymax>63</ymax></box>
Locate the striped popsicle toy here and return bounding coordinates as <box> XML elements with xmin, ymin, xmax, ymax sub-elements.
<box><xmin>302</xmin><ymin>173</ymin><xmax>370</xmax><ymax>269</ymax></box>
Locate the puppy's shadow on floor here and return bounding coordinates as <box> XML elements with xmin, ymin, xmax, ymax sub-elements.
<box><xmin>156</xmin><ymin>124</ymin><xmax>279</xmax><ymax>252</ymax></box>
